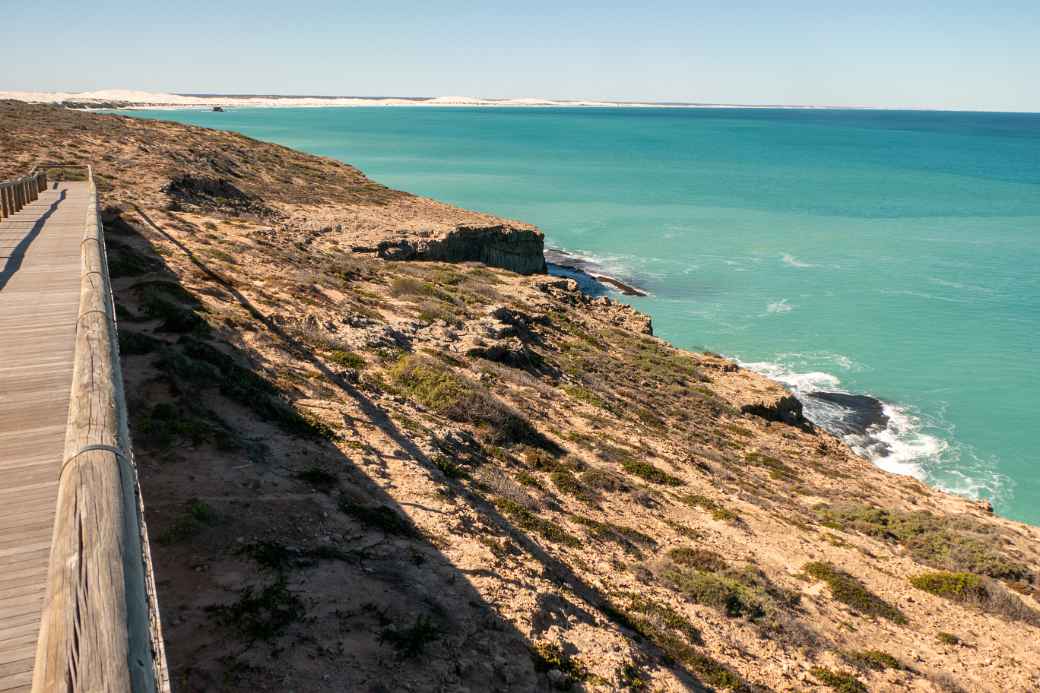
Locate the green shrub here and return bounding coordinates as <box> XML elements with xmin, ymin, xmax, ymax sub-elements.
<box><xmin>389</xmin><ymin>355</ymin><xmax>550</xmax><ymax>448</ymax></box>
<box><xmin>937</xmin><ymin>632</ymin><xmax>962</xmax><ymax>646</ymax></box>
<box><xmin>842</xmin><ymin>649</ymin><xmax>904</xmax><ymax>671</ymax></box>
<box><xmin>431</xmin><ymin>454</ymin><xmax>467</xmax><ymax>479</ymax></box>
<box><xmin>745</xmin><ymin>452</ymin><xmax>797</xmax><ymax>481</ymax></box>
<box><xmin>663</xmin><ymin>568</ymin><xmax>764</xmax><ymax>619</ymax></box>
<box><xmin>603</xmin><ymin>596</ymin><xmax>744</xmax><ymax>690</ymax></box>
<box><xmin>550</xmin><ymin>470</ymin><xmax>595</xmax><ymax>503</ymax></box>
<box><xmin>156</xmin><ymin>498</ymin><xmax>220</xmax><ymax>544</ymax></box>
<box><xmin>208</xmin><ymin>577</ymin><xmax>305</xmax><ymax>641</ymax></box>
<box><xmin>571</xmin><ymin>516</ymin><xmax>655</xmax><ymax>556</ymax></box>
<box><xmin>909</xmin><ymin>571</ymin><xmax>1040</xmax><ymax>625</ymax></box>
<box><xmin>328</xmin><ymin>350</ymin><xmax>365</xmax><ymax>369</ymax></box>
<box><xmin>581</xmin><ymin>467</ymin><xmax>629</xmax><ymax>492</ymax></box>
<box><xmin>815</xmin><ymin>503</ymin><xmax>1030</xmax><ymax>582</ymax></box>
<box><xmin>380</xmin><ymin>614</ymin><xmax>441</xmax><ymax>659</ymax></box>
<box><xmin>680</xmin><ymin>494</ymin><xmax>739</xmax><ymax>522</ymax></box>
<box><xmin>910</xmin><ymin>571</ymin><xmax>985</xmax><ymax>601</ymax></box>
<box><xmin>621</xmin><ymin>459</ymin><xmax>684</xmax><ymax>486</ymax></box>
<box><xmin>174</xmin><ymin>337</ymin><xmax>336</xmax><ymax>440</ymax></box>
<box><xmin>524</xmin><ymin>447</ymin><xmax>560</xmax><ymax>472</ymax></box>
<box><xmin>668</xmin><ymin>547</ymin><xmax>727</xmax><ymax>573</ymax></box>
<box><xmin>494</xmin><ymin>498</ymin><xmax>579</xmax><ymax>547</ymax></box>
<box><xmin>803</xmin><ymin>562</ymin><xmax>907</xmax><ymax>624</ymax></box>
<box><xmin>811</xmin><ymin>667</ymin><xmax>866</xmax><ymax>693</ymax></box>
<box><xmin>390</xmin><ymin>276</ymin><xmax>436</xmax><ymax>297</ymax></box>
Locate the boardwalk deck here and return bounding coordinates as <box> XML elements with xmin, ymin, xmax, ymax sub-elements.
<box><xmin>0</xmin><ymin>182</ymin><xmax>90</xmax><ymax>692</ymax></box>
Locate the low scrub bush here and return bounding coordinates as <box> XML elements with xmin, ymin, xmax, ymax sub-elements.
<box><xmin>328</xmin><ymin>350</ymin><xmax>366</xmax><ymax>369</ymax></box>
<box><xmin>910</xmin><ymin>571</ymin><xmax>985</xmax><ymax>600</ymax></box>
<box><xmin>380</xmin><ymin>614</ymin><xmax>441</xmax><ymax>659</ymax></box>
<box><xmin>815</xmin><ymin>503</ymin><xmax>1031</xmax><ymax>583</ymax></box>
<box><xmin>910</xmin><ymin>571</ymin><xmax>1040</xmax><ymax>625</ymax></box>
<box><xmin>803</xmin><ymin>562</ymin><xmax>907</xmax><ymax>624</ymax></box>
<box><xmin>208</xmin><ymin>577</ymin><xmax>305</xmax><ymax>641</ymax></box>
<box><xmin>530</xmin><ymin>641</ymin><xmax>589</xmax><ymax>686</ymax></box>
<box><xmin>621</xmin><ymin>459</ymin><xmax>684</xmax><ymax>486</ymax></box>
<box><xmin>663</xmin><ymin>568</ymin><xmax>764</xmax><ymax>619</ymax></box>
<box><xmin>745</xmin><ymin>451</ymin><xmax>797</xmax><ymax>481</ymax></box>
<box><xmin>175</xmin><ymin>337</ymin><xmax>337</xmax><ymax>440</ymax></box>
<box><xmin>842</xmin><ymin>649</ymin><xmax>905</xmax><ymax>672</ymax></box>
<box><xmin>572</xmin><ymin>516</ymin><xmax>655</xmax><ymax>556</ymax></box>
<box><xmin>602</xmin><ymin>596</ymin><xmax>744</xmax><ymax>690</ymax></box>
<box><xmin>811</xmin><ymin>667</ymin><xmax>866</xmax><ymax>693</ymax></box>
<box><xmin>494</xmin><ymin>498</ymin><xmax>579</xmax><ymax>547</ymax></box>
<box><xmin>667</xmin><ymin>547</ymin><xmax>727</xmax><ymax>573</ymax></box>
<box><xmin>389</xmin><ymin>354</ymin><xmax>552</xmax><ymax>448</ymax></box>
<box><xmin>680</xmin><ymin>493</ymin><xmax>739</xmax><ymax>522</ymax></box>
<box><xmin>581</xmin><ymin>467</ymin><xmax>629</xmax><ymax>492</ymax></box>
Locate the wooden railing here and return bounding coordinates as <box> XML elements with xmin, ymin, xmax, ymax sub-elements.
<box><xmin>0</xmin><ymin>170</ymin><xmax>47</xmax><ymax>219</ymax></box>
<box><xmin>31</xmin><ymin>166</ymin><xmax>170</xmax><ymax>692</ymax></box>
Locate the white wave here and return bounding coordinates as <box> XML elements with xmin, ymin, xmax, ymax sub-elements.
<box><xmin>737</xmin><ymin>358</ymin><xmax>1009</xmax><ymax>506</ymax></box>
<box><xmin>766</xmin><ymin>299</ymin><xmax>794</xmax><ymax>313</ymax></box>
<box><xmin>738</xmin><ymin>361</ymin><xmax>840</xmax><ymax>393</ymax></box>
<box><xmin>781</xmin><ymin>253</ymin><xmax>815</xmax><ymax>268</ymax></box>
<box><xmin>856</xmin><ymin>403</ymin><xmax>946</xmax><ymax>478</ymax></box>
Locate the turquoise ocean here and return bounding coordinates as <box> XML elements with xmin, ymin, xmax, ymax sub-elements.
<box><xmin>122</xmin><ymin>106</ymin><xmax>1040</xmax><ymax>525</ymax></box>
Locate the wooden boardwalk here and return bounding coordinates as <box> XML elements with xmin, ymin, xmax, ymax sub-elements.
<box><xmin>0</xmin><ymin>182</ymin><xmax>90</xmax><ymax>692</ymax></box>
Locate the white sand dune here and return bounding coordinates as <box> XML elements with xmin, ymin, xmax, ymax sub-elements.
<box><xmin>0</xmin><ymin>89</ymin><xmax>922</xmax><ymax>111</ymax></box>
<box><xmin>0</xmin><ymin>89</ymin><xmax>642</xmax><ymax>109</ymax></box>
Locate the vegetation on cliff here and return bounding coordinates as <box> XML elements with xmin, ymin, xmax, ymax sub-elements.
<box><xmin>4</xmin><ymin>100</ymin><xmax>1039</xmax><ymax>691</ymax></box>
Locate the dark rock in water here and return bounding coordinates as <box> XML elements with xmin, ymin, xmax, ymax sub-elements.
<box><xmin>212</xmin><ymin>106</ymin><xmax>225</xmax><ymax>112</ymax></box>
<box><xmin>803</xmin><ymin>391</ymin><xmax>888</xmax><ymax>436</ymax></box>
<box><xmin>741</xmin><ymin>394</ymin><xmax>810</xmax><ymax>429</ymax></box>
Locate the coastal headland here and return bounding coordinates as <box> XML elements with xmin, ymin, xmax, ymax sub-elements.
<box><xmin>3</xmin><ymin>100</ymin><xmax>1038</xmax><ymax>691</ymax></box>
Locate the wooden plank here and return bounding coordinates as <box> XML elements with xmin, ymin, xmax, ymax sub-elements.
<box><xmin>0</xmin><ymin>183</ymin><xmax>84</xmax><ymax>690</ymax></box>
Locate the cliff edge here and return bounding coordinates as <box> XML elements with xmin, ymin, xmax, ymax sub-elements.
<box><xmin>4</xmin><ymin>101</ymin><xmax>1038</xmax><ymax>693</ymax></box>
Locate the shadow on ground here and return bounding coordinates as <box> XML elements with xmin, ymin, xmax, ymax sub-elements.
<box><xmin>106</xmin><ymin>207</ymin><xmax>715</xmax><ymax>692</ymax></box>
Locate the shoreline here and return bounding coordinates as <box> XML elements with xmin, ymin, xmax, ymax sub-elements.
<box><xmin>547</xmin><ymin>249</ymin><xmax>997</xmax><ymax>512</ymax></box>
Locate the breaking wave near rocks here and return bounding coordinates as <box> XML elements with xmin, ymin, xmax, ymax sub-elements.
<box><xmin>739</xmin><ymin>356</ymin><xmax>1011</xmax><ymax>506</ymax></box>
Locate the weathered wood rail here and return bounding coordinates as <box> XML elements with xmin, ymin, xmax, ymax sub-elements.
<box><xmin>0</xmin><ymin>171</ymin><xmax>47</xmax><ymax>220</ymax></box>
<box><xmin>0</xmin><ymin>165</ymin><xmax>168</xmax><ymax>691</ymax></box>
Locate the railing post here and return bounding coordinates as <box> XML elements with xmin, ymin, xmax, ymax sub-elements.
<box><xmin>0</xmin><ymin>184</ymin><xmax>8</xmax><ymax>218</ymax></box>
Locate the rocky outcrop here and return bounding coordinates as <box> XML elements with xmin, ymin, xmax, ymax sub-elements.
<box><xmin>533</xmin><ymin>277</ymin><xmax>653</xmax><ymax>335</ymax></box>
<box><xmin>377</xmin><ymin>224</ymin><xmax>546</xmax><ymax>275</ymax></box>
<box><xmin>740</xmin><ymin>393</ymin><xmax>810</xmax><ymax>428</ymax></box>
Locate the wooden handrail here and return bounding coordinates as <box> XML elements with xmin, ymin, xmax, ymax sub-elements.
<box><xmin>31</xmin><ymin>167</ymin><xmax>170</xmax><ymax>692</ymax></box>
<box><xmin>0</xmin><ymin>170</ymin><xmax>47</xmax><ymax>219</ymax></box>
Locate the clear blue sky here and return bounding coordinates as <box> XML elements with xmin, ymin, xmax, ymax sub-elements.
<box><xmin>5</xmin><ymin>1</ymin><xmax>1038</xmax><ymax>111</ymax></box>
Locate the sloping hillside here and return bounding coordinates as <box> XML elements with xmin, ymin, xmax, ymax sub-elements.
<box><xmin>4</xmin><ymin>101</ymin><xmax>1038</xmax><ymax>692</ymax></box>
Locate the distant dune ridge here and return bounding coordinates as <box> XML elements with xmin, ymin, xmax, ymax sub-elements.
<box><xmin>0</xmin><ymin>88</ymin><xmax>887</xmax><ymax>110</ymax></box>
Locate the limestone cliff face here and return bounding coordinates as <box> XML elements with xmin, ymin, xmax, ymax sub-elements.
<box><xmin>376</xmin><ymin>224</ymin><xmax>547</xmax><ymax>275</ymax></box>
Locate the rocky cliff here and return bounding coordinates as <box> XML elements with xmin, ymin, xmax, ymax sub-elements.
<box><xmin>4</xmin><ymin>100</ymin><xmax>1039</xmax><ymax>693</ymax></box>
